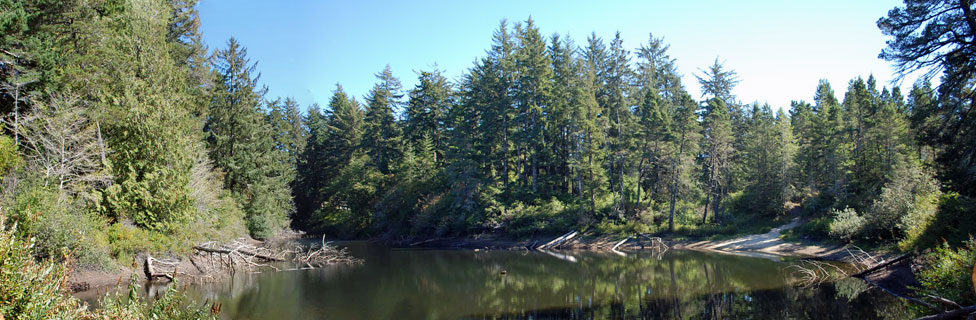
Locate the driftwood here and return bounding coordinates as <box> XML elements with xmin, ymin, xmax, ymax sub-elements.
<box><xmin>851</xmin><ymin>253</ymin><xmax>912</xmax><ymax>278</ymax></box>
<box><xmin>409</xmin><ymin>237</ymin><xmax>455</xmax><ymax>247</ymax></box>
<box><xmin>535</xmin><ymin>231</ymin><xmax>578</xmax><ymax>250</ymax></box>
<box><xmin>913</xmin><ymin>305</ymin><xmax>976</xmax><ymax>320</ymax></box>
<box><xmin>143</xmin><ymin>255</ymin><xmax>186</xmax><ymax>281</ymax></box>
<box><xmin>860</xmin><ymin>276</ymin><xmax>940</xmax><ymax>313</ymax></box>
<box><xmin>193</xmin><ymin>243</ymin><xmax>285</xmax><ymax>262</ymax></box>
<box><xmin>611</xmin><ymin>237</ymin><xmax>630</xmax><ymax>251</ymax></box>
<box><xmin>633</xmin><ymin>234</ymin><xmax>669</xmax><ymax>250</ymax></box>
<box><xmin>144</xmin><ymin>238</ymin><xmax>360</xmax><ymax>282</ymax></box>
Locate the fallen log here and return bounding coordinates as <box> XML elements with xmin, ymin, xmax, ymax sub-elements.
<box><xmin>913</xmin><ymin>305</ymin><xmax>976</xmax><ymax>320</ymax></box>
<box><xmin>144</xmin><ymin>255</ymin><xmax>177</xmax><ymax>281</ymax></box>
<box><xmin>852</xmin><ymin>253</ymin><xmax>912</xmax><ymax>278</ymax></box>
<box><xmin>859</xmin><ymin>276</ymin><xmax>940</xmax><ymax>314</ymax></box>
<box><xmin>409</xmin><ymin>237</ymin><xmax>455</xmax><ymax>247</ymax></box>
<box><xmin>634</xmin><ymin>234</ymin><xmax>669</xmax><ymax>250</ymax></box>
<box><xmin>537</xmin><ymin>231</ymin><xmax>578</xmax><ymax>249</ymax></box>
<box><xmin>192</xmin><ymin>244</ymin><xmax>284</xmax><ymax>262</ymax></box>
<box><xmin>611</xmin><ymin>237</ymin><xmax>630</xmax><ymax>251</ymax></box>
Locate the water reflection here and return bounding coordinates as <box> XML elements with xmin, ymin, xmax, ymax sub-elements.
<box><xmin>180</xmin><ymin>244</ymin><xmax>909</xmax><ymax>319</ymax></box>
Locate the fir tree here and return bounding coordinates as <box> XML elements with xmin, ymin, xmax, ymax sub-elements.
<box><xmin>362</xmin><ymin>65</ymin><xmax>404</xmax><ymax>174</ymax></box>
<box><xmin>209</xmin><ymin>37</ymin><xmax>293</xmax><ymax>238</ymax></box>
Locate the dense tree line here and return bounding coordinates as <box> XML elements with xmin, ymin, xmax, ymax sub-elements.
<box><xmin>0</xmin><ymin>0</ymin><xmax>974</xmax><ymax>318</ymax></box>
<box><xmin>289</xmin><ymin>12</ymin><xmax>971</xmax><ymax>246</ymax></box>
<box><xmin>1</xmin><ymin>0</ymin><xmax>973</xmax><ymax>251</ymax></box>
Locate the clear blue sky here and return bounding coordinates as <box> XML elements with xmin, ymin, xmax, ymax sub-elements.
<box><xmin>198</xmin><ymin>0</ymin><xmax>915</xmax><ymax>111</ymax></box>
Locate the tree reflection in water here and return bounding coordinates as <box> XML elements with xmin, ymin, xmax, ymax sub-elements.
<box><xmin>186</xmin><ymin>243</ymin><xmax>911</xmax><ymax>320</ymax></box>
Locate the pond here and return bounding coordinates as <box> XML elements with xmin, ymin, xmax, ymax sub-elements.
<box><xmin>174</xmin><ymin>242</ymin><xmax>911</xmax><ymax>319</ymax></box>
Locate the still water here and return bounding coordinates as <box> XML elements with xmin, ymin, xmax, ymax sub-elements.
<box><xmin>182</xmin><ymin>243</ymin><xmax>911</xmax><ymax>319</ymax></box>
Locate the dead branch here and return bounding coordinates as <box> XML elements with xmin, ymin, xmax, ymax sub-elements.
<box><xmin>537</xmin><ymin>231</ymin><xmax>578</xmax><ymax>250</ymax></box>
<box><xmin>193</xmin><ymin>241</ymin><xmax>285</xmax><ymax>262</ymax></box>
<box><xmin>184</xmin><ymin>237</ymin><xmax>360</xmax><ymax>277</ymax></box>
<box><xmin>851</xmin><ymin>253</ymin><xmax>912</xmax><ymax>278</ymax></box>
<box><xmin>927</xmin><ymin>295</ymin><xmax>963</xmax><ymax>310</ymax></box>
<box><xmin>787</xmin><ymin>260</ymin><xmax>850</xmax><ymax>287</ymax></box>
<box><xmin>912</xmin><ymin>304</ymin><xmax>975</xmax><ymax>320</ymax></box>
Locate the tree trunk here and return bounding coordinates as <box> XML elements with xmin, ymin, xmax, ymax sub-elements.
<box><xmin>702</xmin><ymin>187</ymin><xmax>711</xmax><ymax>224</ymax></box>
<box><xmin>13</xmin><ymin>84</ymin><xmax>19</xmax><ymax>146</ymax></box>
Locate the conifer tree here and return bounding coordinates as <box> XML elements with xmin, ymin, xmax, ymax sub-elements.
<box><xmin>362</xmin><ymin>65</ymin><xmax>404</xmax><ymax>174</ymax></box>
<box><xmin>267</xmin><ymin>97</ymin><xmax>307</xmax><ymax>169</ymax></box>
<box><xmin>700</xmin><ymin>97</ymin><xmax>734</xmax><ymax>223</ymax></box>
<box><xmin>406</xmin><ymin>68</ymin><xmax>452</xmax><ymax>163</ymax></box>
<box><xmin>696</xmin><ymin>59</ymin><xmax>739</xmax><ymax>224</ymax></box>
<box><xmin>513</xmin><ymin>18</ymin><xmax>552</xmax><ymax>193</ymax></box>
<box><xmin>209</xmin><ymin>38</ymin><xmax>292</xmax><ymax>238</ymax></box>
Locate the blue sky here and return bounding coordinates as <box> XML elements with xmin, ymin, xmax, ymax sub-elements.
<box><xmin>198</xmin><ymin>0</ymin><xmax>915</xmax><ymax>111</ymax></box>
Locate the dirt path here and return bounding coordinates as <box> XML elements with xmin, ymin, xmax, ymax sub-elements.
<box><xmin>676</xmin><ymin>218</ymin><xmax>848</xmax><ymax>258</ymax></box>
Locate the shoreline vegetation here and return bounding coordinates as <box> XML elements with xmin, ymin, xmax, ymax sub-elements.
<box><xmin>1</xmin><ymin>0</ymin><xmax>975</xmax><ymax>319</ymax></box>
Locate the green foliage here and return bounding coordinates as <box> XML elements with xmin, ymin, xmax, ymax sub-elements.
<box><xmin>362</xmin><ymin>65</ymin><xmax>405</xmax><ymax>174</ymax></box>
<box><xmin>861</xmin><ymin>159</ymin><xmax>940</xmax><ymax>241</ymax></box>
<box><xmin>0</xmin><ymin>212</ymin><xmax>215</xmax><ymax>320</ymax></box>
<box><xmin>789</xmin><ymin>216</ymin><xmax>832</xmax><ymax>241</ymax></box>
<box><xmin>95</xmin><ymin>279</ymin><xmax>216</xmax><ymax>320</ymax></box>
<box><xmin>494</xmin><ymin>198</ymin><xmax>580</xmax><ymax>237</ymax></box>
<box><xmin>913</xmin><ymin>238</ymin><xmax>976</xmax><ymax>309</ymax></box>
<box><xmin>828</xmin><ymin>207</ymin><xmax>865</xmax><ymax>242</ymax></box>
<box><xmin>7</xmin><ymin>179</ymin><xmax>110</xmax><ymax>268</ymax></box>
<box><xmin>309</xmin><ymin>153</ymin><xmax>387</xmax><ymax>238</ymax></box>
<box><xmin>905</xmin><ymin>193</ymin><xmax>976</xmax><ymax>250</ymax></box>
<box><xmin>0</xmin><ymin>216</ymin><xmax>87</xmax><ymax>320</ymax></box>
<box><xmin>102</xmin><ymin>109</ymin><xmax>196</xmax><ymax>232</ymax></box>
<box><xmin>0</xmin><ymin>134</ymin><xmax>22</xmax><ymax>177</ymax></box>
<box><xmin>879</xmin><ymin>0</ymin><xmax>976</xmax><ymax>198</ymax></box>
<box><xmin>208</xmin><ymin>37</ymin><xmax>294</xmax><ymax>239</ymax></box>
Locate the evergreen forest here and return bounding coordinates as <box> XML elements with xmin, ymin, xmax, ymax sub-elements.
<box><xmin>1</xmin><ymin>0</ymin><xmax>975</xmax><ymax>318</ymax></box>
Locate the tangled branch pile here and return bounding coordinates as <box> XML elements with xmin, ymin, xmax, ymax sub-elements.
<box><xmin>144</xmin><ymin>238</ymin><xmax>361</xmax><ymax>281</ymax></box>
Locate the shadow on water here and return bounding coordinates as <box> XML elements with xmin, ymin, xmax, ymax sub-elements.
<box><xmin>164</xmin><ymin>242</ymin><xmax>910</xmax><ymax>319</ymax></box>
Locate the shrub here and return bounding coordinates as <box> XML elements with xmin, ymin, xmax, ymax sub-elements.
<box><xmin>864</xmin><ymin>160</ymin><xmax>940</xmax><ymax>241</ymax></box>
<box><xmin>902</xmin><ymin>193</ymin><xmax>976</xmax><ymax>250</ymax></box>
<box><xmin>34</xmin><ymin>205</ymin><xmax>111</xmax><ymax>269</ymax></box>
<box><xmin>0</xmin><ymin>216</ymin><xmax>87</xmax><ymax>319</ymax></box>
<box><xmin>913</xmin><ymin>238</ymin><xmax>976</xmax><ymax>309</ymax></box>
<box><xmin>828</xmin><ymin>207</ymin><xmax>865</xmax><ymax>241</ymax></box>
<box><xmin>0</xmin><ymin>134</ymin><xmax>22</xmax><ymax>177</ymax></box>
<box><xmin>2</xmin><ymin>213</ymin><xmax>218</xmax><ymax>320</ymax></box>
<box><xmin>95</xmin><ymin>278</ymin><xmax>217</xmax><ymax>320</ymax></box>
<box><xmin>498</xmin><ymin>198</ymin><xmax>579</xmax><ymax>237</ymax></box>
<box><xmin>786</xmin><ymin>216</ymin><xmax>831</xmax><ymax>241</ymax></box>
<box><xmin>8</xmin><ymin>180</ymin><xmax>111</xmax><ymax>268</ymax></box>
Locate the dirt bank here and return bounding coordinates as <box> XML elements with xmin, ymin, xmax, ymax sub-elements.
<box><xmin>672</xmin><ymin>218</ymin><xmax>849</xmax><ymax>258</ymax></box>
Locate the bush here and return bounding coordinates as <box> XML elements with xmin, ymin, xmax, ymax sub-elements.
<box><xmin>34</xmin><ymin>205</ymin><xmax>111</xmax><ymax>269</ymax></box>
<box><xmin>95</xmin><ymin>278</ymin><xmax>216</xmax><ymax>320</ymax></box>
<box><xmin>788</xmin><ymin>216</ymin><xmax>831</xmax><ymax>241</ymax></box>
<box><xmin>0</xmin><ymin>134</ymin><xmax>22</xmax><ymax>177</ymax></box>
<box><xmin>8</xmin><ymin>180</ymin><xmax>111</xmax><ymax>268</ymax></box>
<box><xmin>828</xmin><ymin>207</ymin><xmax>865</xmax><ymax>241</ymax></box>
<box><xmin>1</xmin><ymin>212</ymin><xmax>216</xmax><ymax>320</ymax></box>
<box><xmin>864</xmin><ymin>160</ymin><xmax>940</xmax><ymax>241</ymax></box>
<box><xmin>0</xmin><ymin>216</ymin><xmax>87</xmax><ymax>319</ymax></box>
<box><xmin>497</xmin><ymin>198</ymin><xmax>580</xmax><ymax>237</ymax></box>
<box><xmin>592</xmin><ymin>219</ymin><xmax>653</xmax><ymax>236</ymax></box>
<box><xmin>902</xmin><ymin>193</ymin><xmax>976</xmax><ymax>250</ymax></box>
<box><xmin>913</xmin><ymin>238</ymin><xmax>976</xmax><ymax>309</ymax></box>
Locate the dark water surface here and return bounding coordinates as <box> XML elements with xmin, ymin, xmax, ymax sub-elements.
<box><xmin>179</xmin><ymin>242</ymin><xmax>911</xmax><ymax>319</ymax></box>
